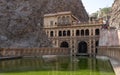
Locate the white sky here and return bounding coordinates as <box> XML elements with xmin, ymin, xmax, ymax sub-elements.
<box><xmin>82</xmin><ymin>0</ymin><xmax>114</xmax><ymax>14</ymax></box>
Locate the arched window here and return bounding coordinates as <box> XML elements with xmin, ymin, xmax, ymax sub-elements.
<box><xmin>67</xmin><ymin>30</ymin><xmax>70</xmax><ymax>36</ymax></box>
<box><xmin>63</xmin><ymin>31</ymin><xmax>66</xmax><ymax>36</ymax></box>
<box><xmin>65</xmin><ymin>16</ymin><xmax>70</xmax><ymax>25</ymax></box>
<box><xmin>59</xmin><ymin>31</ymin><xmax>62</xmax><ymax>36</ymax></box>
<box><xmin>76</xmin><ymin>30</ymin><xmax>80</xmax><ymax>36</ymax></box>
<box><xmin>95</xmin><ymin>29</ymin><xmax>100</xmax><ymax>35</ymax></box>
<box><xmin>58</xmin><ymin>17</ymin><xmax>62</xmax><ymax>25</ymax></box>
<box><xmin>85</xmin><ymin>29</ymin><xmax>89</xmax><ymax>36</ymax></box>
<box><xmin>58</xmin><ymin>17</ymin><xmax>61</xmax><ymax>25</ymax></box>
<box><xmin>50</xmin><ymin>31</ymin><xmax>54</xmax><ymax>37</ymax></box>
<box><xmin>62</xmin><ymin>16</ymin><xmax>66</xmax><ymax>25</ymax></box>
<box><xmin>81</xmin><ymin>30</ymin><xmax>84</xmax><ymax>36</ymax></box>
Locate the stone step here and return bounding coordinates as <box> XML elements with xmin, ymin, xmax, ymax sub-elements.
<box><xmin>0</xmin><ymin>56</ymin><xmax>22</xmax><ymax>60</ymax></box>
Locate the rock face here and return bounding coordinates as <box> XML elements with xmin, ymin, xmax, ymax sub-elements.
<box><xmin>110</xmin><ymin>0</ymin><xmax>120</xmax><ymax>28</ymax></box>
<box><xmin>0</xmin><ymin>0</ymin><xmax>88</xmax><ymax>48</ymax></box>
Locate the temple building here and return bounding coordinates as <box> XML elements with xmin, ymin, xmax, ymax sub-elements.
<box><xmin>43</xmin><ymin>11</ymin><xmax>103</xmax><ymax>55</ymax></box>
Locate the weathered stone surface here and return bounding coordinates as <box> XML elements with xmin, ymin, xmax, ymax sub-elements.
<box><xmin>0</xmin><ymin>0</ymin><xmax>88</xmax><ymax>48</ymax></box>
<box><xmin>110</xmin><ymin>0</ymin><xmax>120</xmax><ymax>28</ymax></box>
<box><xmin>99</xmin><ymin>29</ymin><xmax>120</xmax><ymax>46</ymax></box>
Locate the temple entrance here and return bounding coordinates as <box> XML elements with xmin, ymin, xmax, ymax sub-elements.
<box><xmin>78</xmin><ymin>41</ymin><xmax>87</xmax><ymax>53</ymax></box>
<box><xmin>60</xmin><ymin>41</ymin><xmax>69</xmax><ymax>48</ymax></box>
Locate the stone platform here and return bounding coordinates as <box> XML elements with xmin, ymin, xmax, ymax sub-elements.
<box><xmin>110</xmin><ymin>58</ymin><xmax>120</xmax><ymax>75</ymax></box>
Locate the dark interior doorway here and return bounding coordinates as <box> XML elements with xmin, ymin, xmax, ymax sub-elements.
<box><xmin>60</xmin><ymin>41</ymin><xmax>69</xmax><ymax>48</ymax></box>
<box><xmin>78</xmin><ymin>41</ymin><xmax>87</xmax><ymax>53</ymax></box>
<box><xmin>95</xmin><ymin>41</ymin><xmax>99</xmax><ymax>54</ymax></box>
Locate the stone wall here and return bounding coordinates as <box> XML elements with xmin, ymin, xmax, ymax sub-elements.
<box><xmin>0</xmin><ymin>48</ymin><xmax>70</xmax><ymax>57</ymax></box>
<box><xmin>98</xmin><ymin>46</ymin><xmax>120</xmax><ymax>61</ymax></box>
<box><xmin>99</xmin><ymin>29</ymin><xmax>120</xmax><ymax>46</ymax></box>
<box><xmin>110</xmin><ymin>0</ymin><xmax>120</xmax><ymax>28</ymax></box>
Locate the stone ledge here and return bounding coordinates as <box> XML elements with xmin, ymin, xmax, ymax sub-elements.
<box><xmin>110</xmin><ymin>58</ymin><xmax>120</xmax><ymax>75</ymax></box>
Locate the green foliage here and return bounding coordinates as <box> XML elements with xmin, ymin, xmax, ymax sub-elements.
<box><xmin>91</xmin><ymin>7</ymin><xmax>111</xmax><ymax>17</ymax></box>
<box><xmin>100</xmin><ymin>7</ymin><xmax>111</xmax><ymax>14</ymax></box>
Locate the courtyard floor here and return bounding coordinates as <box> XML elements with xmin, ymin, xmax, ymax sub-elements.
<box><xmin>110</xmin><ymin>58</ymin><xmax>120</xmax><ymax>75</ymax></box>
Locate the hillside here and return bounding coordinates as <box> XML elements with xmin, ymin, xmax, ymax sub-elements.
<box><xmin>110</xmin><ymin>0</ymin><xmax>120</xmax><ymax>28</ymax></box>
<box><xmin>0</xmin><ymin>0</ymin><xmax>88</xmax><ymax>48</ymax></box>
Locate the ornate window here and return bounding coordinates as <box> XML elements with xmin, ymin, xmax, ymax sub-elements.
<box><xmin>95</xmin><ymin>29</ymin><xmax>100</xmax><ymax>35</ymax></box>
<box><xmin>63</xmin><ymin>30</ymin><xmax>66</xmax><ymax>36</ymax></box>
<box><xmin>59</xmin><ymin>31</ymin><xmax>62</xmax><ymax>36</ymax></box>
<box><xmin>65</xmin><ymin>16</ymin><xmax>70</xmax><ymax>25</ymax></box>
<box><xmin>76</xmin><ymin>30</ymin><xmax>80</xmax><ymax>36</ymax></box>
<box><xmin>85</xmin><ymin>29</ymin><xmax>89</xmax><ymax>36</ymax></box>
<box><xmin>50</xmin><ymin>31</ymin><xmax>54</xmax><ymax>37</ymax></box>
<box><xmin>81</xmin><ymin>30</ymin><xmax>84</xmax><ymax>36</ymax></box>
<box><xmin>62</xmin><ymin>16</ymin><xmax>66</xmax><ymax>25</ymax></box>
<box><xmin>67</xmin><ymin>30</ymin><xmax>71</xmax><ymax>36</ymax></box>
<box><xmin>58</xmin><ymin>17</ymin><xmax>61</xmax><ymax>25</ymax></box>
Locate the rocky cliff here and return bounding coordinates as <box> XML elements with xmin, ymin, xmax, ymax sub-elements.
<box><xmin>0</xmin><ymin>0</ymin><xmax>88</xmax><ymax>48</ymax></box>
<box><xmin>110</xmin><ymin>0</ymin><xmax>120</xmax><ymax>28</ymax></box>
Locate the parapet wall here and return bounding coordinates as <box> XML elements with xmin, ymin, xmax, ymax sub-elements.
<box><xmin>0</xmin><ymin>48</ymin><xmax>70</xmax><ymax>57</ymax></box>
<box><xmin>98</xmin><ymin>47</ymin><xmax>120</xmax><ymax>61</ymax></box>
<box><xmin>98</xmin><ymin>29</ymin><xmax>120</xmax><ymax>61</ymax></box>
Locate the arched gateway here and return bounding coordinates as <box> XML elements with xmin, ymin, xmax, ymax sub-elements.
<box><xmin>60</xmin><ymin>41</ymin><xmax>69</xmax><ymax>48</ymax></box>
<box><xmin>78</xmin><ymin>41</ymin><xmax>87</xmax><ymax>53</ymax></box>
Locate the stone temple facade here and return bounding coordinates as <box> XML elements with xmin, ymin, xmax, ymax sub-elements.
<box><xmin>43</xmin><ymin>11</ymin><xmax>103</xmax><ymax>55</ymax></box>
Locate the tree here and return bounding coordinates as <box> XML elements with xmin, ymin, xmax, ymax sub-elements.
<box><xmin>100</xmin><ymin>7</ymin><xmax>111</xmax><ymax>14</ymax></box>
<box><xmin>90</xmin><ymin>7</ymin><xmax>111</xmax><ymax>18</ymax></box>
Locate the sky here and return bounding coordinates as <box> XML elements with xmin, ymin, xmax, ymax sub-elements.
<box><xmin>82</xmin><ymin>0</ymin><xmax>114</xmax><ymax>14</ymax></box>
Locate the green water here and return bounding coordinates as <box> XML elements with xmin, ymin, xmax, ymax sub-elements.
<box><xmin>0</xmin><ymin>56</ymin><xmax>115</xmax><ymax>75</ymax></box>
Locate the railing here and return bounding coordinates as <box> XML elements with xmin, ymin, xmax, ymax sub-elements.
<box><xmin>72</xmin><ymin>21</ymin><xmax>103</xmax><ymax>26</ymax></box>
<box><xmin>44</xmin><ymin>22</ymin><xmax>103</xmax><ymax>28</ymax></box>
<box><xmin>0</xmin><ymin>48</ymin><xmax>70</xmax><ymax>57</ymax></box>
<box><xmin>98</xmin><ymin>46</ymin><xmax>120</xmax><ymax>61</ymax></box>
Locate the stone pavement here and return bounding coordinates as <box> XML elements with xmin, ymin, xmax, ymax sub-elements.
<box><xmin>110</xmin><ymin>58</ymin><xmax>120</xmax><ymax>75</ymax></box>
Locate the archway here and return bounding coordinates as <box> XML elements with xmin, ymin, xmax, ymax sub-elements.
<box><xmin>95</xmin><ymin>29</ymin><xmax>100</xmax><ymax>35</ymax></box>
<box><xmin>95</xmin><ymin>41</ymin><xmax>99</xmax><ymax>54</ymax></box>
<box><xmin>65</xmin><ymin>16</ymin><xmax>70</xmax><ymax>25</ymax></box>
<box><xmin>85</xmin><ymin>29</ymin><xmax>89</xmax><ymax>36</ymax></box>
<box><xmin>78</xmin><ymin>41</ymin><xmax>87</xmax><ymax>53</ymax></box>
<box><xmin>76</xmin><ymin>30</ymin><xmax>80</xmax><ymax>36</ymax></box>
<box><xmin>58</xmin><ymin>17</ymin><xmax>61</xmax><ymax>25</ymax></box>
<box><xmin>63</xmin><ymin>31</ymin><xmax>66</xmax><ymax>36</ymax></box>
<box><xmin>67</xmin><ymin>30</ymin><xmax>70</xmax><ymax>36</ymax></box>
<box><xmin>60</xmin><ymin>41</ymin><xmax>69</xmax><ymax>48</ymax></box>
<box><xmin>59</xmin><ymin>31</ymin><xmax>62</xmax><ymax>36</ymax></box>
<box><xmin>62</xmin><ymin>16</ymin><xmax>66</xmax><ymax>25</ymax></box>
<box><xmin>50</xmin><ymin>31</ymin><xmax>54</xmax><ymax>37</ymax></box>
<box><xmin>81</xmin><ymin>30</ymin><xmax>84</xmax><ymax>36</ymax></box>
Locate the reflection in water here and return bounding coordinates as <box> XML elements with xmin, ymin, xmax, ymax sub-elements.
<box><xmin>0</xmin><ymin>56</ymin><xmax>114</xmax><ymax>74</ymax></box>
